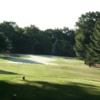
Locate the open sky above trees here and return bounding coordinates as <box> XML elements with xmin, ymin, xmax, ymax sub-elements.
<box><xmin>0</xmin><ymin>0</ymin><xmax>100</xmax><ymax>30</ymax></box>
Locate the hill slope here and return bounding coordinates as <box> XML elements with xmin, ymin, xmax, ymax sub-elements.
<box><xmin>0</xmin><ymin>54</ymin><xmax>100</xmax><ymax>100</ymax></box>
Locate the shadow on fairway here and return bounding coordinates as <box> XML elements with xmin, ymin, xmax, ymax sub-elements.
<box><xmin>0</xmin><ymin>80</ymin><xmax>100</xmax><ymax>100</ymax></box>
<box><xmin>1</xmin><ymin>56</ymin><xmax>43</xmax><ymax>64</ymax></box>
<box><xmin>0</xmin><ymin>70</ymin><xmax>18</xmax><ymax>75</ymax></box>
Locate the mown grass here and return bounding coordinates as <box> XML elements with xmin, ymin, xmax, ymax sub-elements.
<box><xmin>0</xmin><ymin>55</ymin><xmax>100</xmax><ymax>100</ymax></box>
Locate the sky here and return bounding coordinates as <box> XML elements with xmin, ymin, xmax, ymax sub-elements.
<box><xmin>0</xmin><ymin>0</ymin><xmax>100</xmax><ymax>30</ymax></box>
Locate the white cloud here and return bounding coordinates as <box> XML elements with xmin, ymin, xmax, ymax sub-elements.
<box><xmin>0</xmin><ymin>0</ymin><xmax>100</xmax><ymax>30</ymax></box>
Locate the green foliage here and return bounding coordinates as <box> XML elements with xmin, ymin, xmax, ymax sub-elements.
<box><xmin>86</xmin><ymin>19</ymin><xmax>100</xmax><ymax>64</ymax></box>
<box><xmin>75</xmin><ymin>11</ymin><xmax>100</xmax><ymax>58</ymax></box>
<box><xmin>0</xmin><ymin>21</ymin><xmax>17</xmax><ymax>52</ymax></box>
<box><xmin>50</xmin><ymin>28</ymin><xmax>75</xmax><ymax>56</ymax></box>
<box><xmin>0</xmin><ymin>21</ymin><xmax>75</xmax><ymax>56</ymax></box>
<box><xmin>0</xmin><ymin>32</ymin><xmax>11</xmax><ymax>52</ymax></box>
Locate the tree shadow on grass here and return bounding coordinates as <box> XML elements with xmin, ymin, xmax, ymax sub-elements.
<box><xmin>1</xmin><ymin>56</ymin><xmax>43</xmax><ymax>64</ymax></box>
<box><xmin>0</xmin><ymin>70</ymin><xmax>18</xmax><ymax>75</ymax></box>
<box><xmin>0</xmin><ymin>80</ymin><xmax>100</xmax><ymax>100</ymax></box>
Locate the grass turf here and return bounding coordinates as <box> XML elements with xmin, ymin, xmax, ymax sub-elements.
<box><xmin>0</xmin><ymin>55</ymin><xmax>100</xmax><ymax>100</ymax></box>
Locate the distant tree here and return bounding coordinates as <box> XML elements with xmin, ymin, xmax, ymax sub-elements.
<box><xmin>23</xmin><ymin>25</ymin><xmax>42</xmax><ymax>54</ymax></box>
<box><xmin>62</xmin><ymin>28</ymin><xmax>75</xmax><ymax>56</ymax></box>
<box><xmin>0</xmin><ymin>21</ymin><xmax>17</xmax><ymax>52</ymax></box>
<box><xmin>0</xmin><ymin>32</ymin><xmax>11</xmax><ymax>52</ymax></box>
<box><xmin>11</xmin><ymin>26</ymin><xmax>27</xmax><ymax>53</ymax></box>
<box><xmin>49</xmin><ymin>28</ymin><xmax>75</xmax><ymax>56</ymax></box>
<box><xmin>0</xmin><ymin>21</ymin><xmax>17</xmax><ymax>39</ymax></box>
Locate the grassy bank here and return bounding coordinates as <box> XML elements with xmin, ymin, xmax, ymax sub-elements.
<box><xmin>0</xmin><ymin>55</ymin><xmax>100</xmax><ymax>100</ymax></box>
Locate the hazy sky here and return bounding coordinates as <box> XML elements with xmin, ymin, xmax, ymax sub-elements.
<box><xmin>0</xmin><ymin>0</ymin><xmax>100</xmax><ymax>30</ymax></box>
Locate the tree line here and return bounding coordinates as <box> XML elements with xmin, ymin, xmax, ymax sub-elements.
<box><xmin>0</xmin><ymin>11</ymin><xmax>100</xmax><ymax>66</ymax></box>
<box><xmin>0</xmin><ymin>22</ymin><xmax>75</xmax><ymax>56</ymax></box>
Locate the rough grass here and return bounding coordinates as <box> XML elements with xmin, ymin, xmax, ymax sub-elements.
<box><xmin>0</xmin><ymin>55</ymin><xmax>100</xmax><ymax>100</ymax></box>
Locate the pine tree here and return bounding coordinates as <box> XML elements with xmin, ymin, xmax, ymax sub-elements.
<box><xmin>75</xmin><ymin>12</ymin><xmax>100</xmax><ymax>59</ymax></box>
<box><xmin>86</xmin><ymin>19</ymin><xmax>100</xmax><ymax>65</ymax></box>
